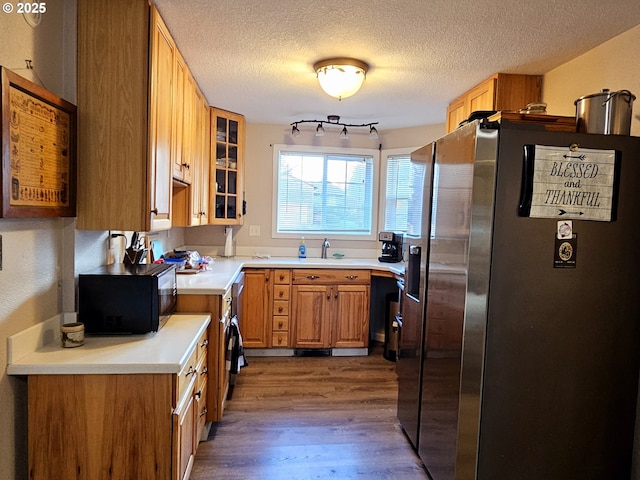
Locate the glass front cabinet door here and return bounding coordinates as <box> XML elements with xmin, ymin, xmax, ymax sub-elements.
<box><xmin>211</xmin><ymin>108</ymin><xmax>245</xmax><ymax>225</ymax></box>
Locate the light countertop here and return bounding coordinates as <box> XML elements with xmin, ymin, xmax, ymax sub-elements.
<box><xmin>7</xmin><ymin>313</ymin><xmax>210</xmax><ymax>376</ymax></box>
<box><xmin>178</xmin><ymin>256</ymin><xmax>405</xmax><ymax>295</ymax></box>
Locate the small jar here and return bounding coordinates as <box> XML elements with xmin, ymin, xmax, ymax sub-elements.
<box><xmin>61</xmin><ymin>322</ymin><xmax>85</xmax><ymax>348</ymax></box>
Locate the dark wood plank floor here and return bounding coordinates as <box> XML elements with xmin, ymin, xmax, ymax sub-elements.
<box><xmin>191</xmin><ymin>347</ymin><xmax>428</xmax><ymax>479</ymax></box>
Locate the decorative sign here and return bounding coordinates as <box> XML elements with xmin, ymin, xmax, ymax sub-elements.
<box><xmin>526</xmin><ymin>145</ymin><xmax>616</xmax><ymax>222</ymax></box>
<box><xmin>1</xmin><ymin>67</ymin><xmax>76</xmax><ymax>218</ymax></box>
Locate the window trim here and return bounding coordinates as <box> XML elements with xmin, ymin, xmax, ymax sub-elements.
<box><xmin>271</xmin><ymin>144</ymin><xmax>380</xmax><ymax>241</ymax></box>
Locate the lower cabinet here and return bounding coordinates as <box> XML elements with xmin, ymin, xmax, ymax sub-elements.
<box><xmin>241</xmin><ymin>269</ymin><xmax>273</xmax><ymax>348</ymax></box>
<box><xmin>176</xmin><ymin>289</ymin><xmax>230</xmax><ymax>423</ymax></box>
<box><xmin>27</xmin><ymin>329</ymin><xmax>208</xmax><ymax>480</ymax></box>
<box><xmin>291</xmin><ymin>269</ymin><xmax>370</xmax><ymax>349</ymax></box>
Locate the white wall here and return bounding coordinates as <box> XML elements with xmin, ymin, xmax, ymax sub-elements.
<box><xmin>542</xmin><ymin>23</ymin><xmax>640</xmax><ymax>136</ymax></box>
<box><xmin>0</xmin><ymin>3</ymin><xmax>71</xmax><ymax>478</ymax></box>
<box><xmin>183</xmin><ymin>123</ymin><xmax>445</xmax><ymax>256</ymax></box>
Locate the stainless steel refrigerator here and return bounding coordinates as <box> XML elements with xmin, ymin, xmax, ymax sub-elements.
<box><xmin>396</xmin><ymin>117</ymin><xmax>640</xmax><ymax>479</ymax></box>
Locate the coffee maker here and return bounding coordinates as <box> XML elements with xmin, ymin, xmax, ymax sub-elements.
<box><xmin>378</xmin><ymin>231</ymin><xmax>403</xmax><ymax>263</ymax></box>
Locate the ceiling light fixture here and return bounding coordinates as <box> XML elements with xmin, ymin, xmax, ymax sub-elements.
<box><xmin>313</xmin><ymin>57</ymin><xmax>369</xmax><ymax>100</ymax></box>
<box><xmin>290</xmin><ymin>115</ymin><xmax>379</xmax><ymax>140</ymax></box>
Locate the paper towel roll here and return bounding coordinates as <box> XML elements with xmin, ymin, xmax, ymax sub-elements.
<box><xmin>224</xmin><ymin>227</ymin><xmax>233</xmax><ymax>257</ymax></box>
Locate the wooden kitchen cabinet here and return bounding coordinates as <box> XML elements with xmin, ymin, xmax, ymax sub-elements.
<box><xmin>77</xmin><ymin>1</ymin><xmax>177</xmax><ymax>231</ymax></box>
<box><xmin>211</xmin><ymin>108</ymin><xmax>245</xmax><ymax>225</ymax></box>
<box><xmin>272</xmin><ymin>269</ymin><xmax>292</xmax><ymax>347</ymax></box>
<box><xmin>241</xmin><ymin>269</ymin><xmax>272</xmax><ymax>348</ymax></box>
<box><xmin>445</xmin><ymin>73</ymin><xmax>542</xmax><ymax>133</ymax></box>
<box><xmin>26</xmin><ymin>327</ymin><xmax>208</xmax><ymax>480</ymax></box>
<box><xmin>176</xmin><ymin>289</ymin><xmax>231</xmax><ymax>423</ymax></box>
<box><xmin>172</xmin><ymin>50</ymin><xmax>189</xmax><ymax>184</ymax></box>
<box><xmin>291</xmin><ymin>269</ymin><xmax>371</xmax><ymax>349</ymax></box>
<box><xmin>172</xmin><ymin>83</ymin><xmax>212</xmax><ymax>227</ymax></box>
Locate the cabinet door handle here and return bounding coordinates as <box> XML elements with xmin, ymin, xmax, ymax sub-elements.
<box><xmin>200</xmin><ymin>339</ymin><xmax>209</xmax><ymax>348</ymax></box>
<box><xmin>195</xmin><ymin>389</ymin><xmax>202</xmax><ymax>399</ymax></box>
<box><xmin>346</xmin><ymin>275</ymin><xmax>358</xmax><ymax>280</ymax></box>
<box><xmin>185</xmin><ymin>366</ymin><xmax>195</xmax><ymax>377</ymax></box>
<box><xmin>200</xmin><ymin>407</ymin><xmax>208</xmax><ymax>417</ymax></box>
<box><xmin>200</xmin><ymin>367</ymin><xmax>208</xmax><ymax>376</ymax></box>
<box><xmin>182</xmin><ymin>162</ymin><xmax>190</xmax><ymax>170</ymax></box>
<box><xmin>334</xmin><ymin>292</ymin><xmax>338</xmax><ymax>299</ymax></box>
<box><xmin>307</xmin><ymin>275</ymin><xmax>319</xmax><ymax>280</ymax></box>
<box><xmin>150</xmin><ymin>208</ymin><xmax>158</xmax><ymax>215</ymax></box>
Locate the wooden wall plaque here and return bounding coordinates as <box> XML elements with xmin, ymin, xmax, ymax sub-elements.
<box><xmin>1</xmin><ymin>67</ymin><xmax>77</xmax><ymax>218</ymax></box>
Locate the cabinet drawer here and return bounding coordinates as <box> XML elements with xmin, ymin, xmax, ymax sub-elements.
<box><xmin>177</xmin><ymin>347</ymin><xmax>198</xmax><ymax>404</ymax></box>
<box><xmin>273</xmin><ymin>285</ymin><xmax>290</xmax><ymax>300</ymax></box>
<box><xmin>273</xmin><ymin>300</ymin><xmax>290</xmax><ymax>316</ymax></box>
<box><xmin>272</xmin><ymin>316</ymin><xmax>289</xmax><ymax>332</ymax></box>
<box><xmin>292</xmin><ymin>269</ymin><xmax>371</xmax><ymax>284</ymax></box>
<box><xmin>196</xmin><ymin>351</ymin><xmax>208</xmax><ymax>392</ymax></box>
<box><xmin>196</xmin><ymin>376</ymin><xmax>208</xmax><ymax>441</ymax></box>
<box><xmin>274</xmin><ymin>269</ymin><xmax>291</xmax><ymax>284</ymax></box>
<box><xmin>272</xmin><ymin>332</ymin><xmax>289</xmax><ymax>347</ymax></box>
<box><xmin>196</xmin><ymin>330</ymin><xmax>209</xmax><ymax>364</ymax></box>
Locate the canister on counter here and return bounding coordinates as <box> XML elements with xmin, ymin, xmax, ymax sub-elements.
<box><xmin>61</xmin><ymin>322</ymin><xmax>85</xmax><ymax>348</ymax></box>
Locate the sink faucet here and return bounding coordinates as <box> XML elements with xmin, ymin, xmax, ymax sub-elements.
<box><xmin>321</xmin><ymin>238</ymin><xmax>330</xmax><ymax>259</ymax></box>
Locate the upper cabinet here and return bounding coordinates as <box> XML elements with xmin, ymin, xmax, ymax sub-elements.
<box><xmin>77</xmin><ymin>1</ymin><xmax>176</xmax><ymax>231</ymax></box>
<box><xmin>445</xmin><ymin>73</ymin><xmax>542</xmax><ymax>133</ymax></box>
<box><xmin>211</xmin><ymin>108</ymin><xmax>245</xmax><ymax>225</ymax></box>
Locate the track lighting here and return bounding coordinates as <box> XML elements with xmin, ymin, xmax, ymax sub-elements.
<box><xmin>289</xmin><ymin>115</ymin><xmax>379</xmax><ymax>140</ymax></box>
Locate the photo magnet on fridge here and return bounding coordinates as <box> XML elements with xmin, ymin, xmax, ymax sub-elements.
<box><xmin>554</xmin><ymin>233</ymin><xmax>578</xmax><ymax>268</ymax></box>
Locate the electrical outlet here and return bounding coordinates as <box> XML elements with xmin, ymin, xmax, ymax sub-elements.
<box><xmin>249</xmin><ymin>225</ymin><xmax>261</xmax><ymax>237</ymax></box>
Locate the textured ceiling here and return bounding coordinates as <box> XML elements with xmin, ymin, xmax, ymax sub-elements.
<box><xmin>153</xmin><ymin>0</ymin><xmax>640</xmax><ymax>130</ymax></box>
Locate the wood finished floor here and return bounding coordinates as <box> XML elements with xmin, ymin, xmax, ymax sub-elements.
<box><xmin>191</xmin><ymin>348</ymin><xmax>428</xmax><ymax>479</ymax></box>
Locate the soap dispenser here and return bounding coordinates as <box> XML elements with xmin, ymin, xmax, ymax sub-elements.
<box><xmin>298</xmin><ymin>237</ymin><xmax>306</xmax><ymax>259</ymax></box>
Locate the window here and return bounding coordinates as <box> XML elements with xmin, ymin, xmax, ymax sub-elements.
<box><xmin>273</xmin><ymin>145</ymin><xmax>378</xmax><ymax>238</ymax></box>
<box><xmin>381</xmin><ymin>148</ymin><xmax>425</xmax><ymax>236</ymax></box>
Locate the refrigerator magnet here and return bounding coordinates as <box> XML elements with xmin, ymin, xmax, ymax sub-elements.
<box><xmin>554</xmin><ymin>233</ymin><xmax>577</xmax><ymax>268</ymax></box>
<box><xmin>557</xmin><ymin>220</ymin><xmax>572</xmax><ymax>239</ymax></box>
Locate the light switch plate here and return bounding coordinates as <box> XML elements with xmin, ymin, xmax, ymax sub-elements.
<box><xmin>249</xmin><ymin>225</ymin><xmax>261</xmax><ymax>237</ymax></box>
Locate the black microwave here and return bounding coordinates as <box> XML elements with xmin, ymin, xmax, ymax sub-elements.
<box><xmin>78</xmin><ymin>263</ymin><xmax>177</xmax><ymax>334</ymax></box>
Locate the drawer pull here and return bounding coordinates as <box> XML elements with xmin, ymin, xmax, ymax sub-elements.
<box><xmin>279</xmin><ymin>275</ymin><xmax>285</xmax><ymax>281</ymax></box>
<box><xmin>279</xmin><ymin>291</ymin><xmax>284</xmax><ymax>298</ymax></box>
<box><xmin>278</xmin><ymin>306</ymin><xmax>283</xmax><ymax>313</ymax></box>
<box><xmin>200</xmin><ymin>407</ymin><xmax>208</xmax><ymax>417</ymax></box>
<box><xmin>346</xmin><ymin>275</ymin><xmax>359</xmax><ymax>280</ymax></box>
<box><xmin>200</xmin><ymin>339</ymin><xmax>209</xmax><ymax>348</ymax></box>
<box><xmin>278</xmin><ymin>321</ymin><xmax>284</xmax><ymax>329</ymax></box>
<box><xmin>307</xmin><ymin>275</ymin><xmax>319</xmax><ymax>280</ymax></box>
<box><xmin>185</xmin><ymin>366</ymin><xmax>196</xmax><ymax>377</ymax></box>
